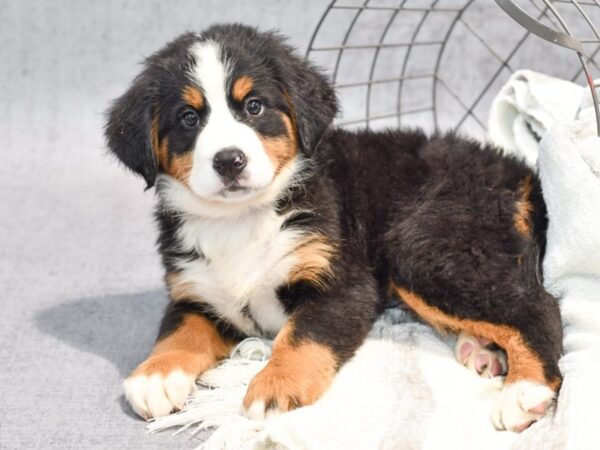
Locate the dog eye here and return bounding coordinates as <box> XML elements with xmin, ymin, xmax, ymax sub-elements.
<box><xmin>246</xmin><ymin>99</ymin><xmax>262</xmax><ymax>116</ymax></box>
<box><xmin>180</xmin><ymin>110</ymin><xmax>200</xmax><ymax>129</ymax></box>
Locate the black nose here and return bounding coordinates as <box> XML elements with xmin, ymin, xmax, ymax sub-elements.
<box><xmin>212</xmin><ymin>148</ymin><xmax>247</xmax><ymax>180</ymax></box>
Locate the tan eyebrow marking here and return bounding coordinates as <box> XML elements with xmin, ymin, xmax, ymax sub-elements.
<box><xmin>232</xmin><ymin>75</ymin><xmax>254</xmax><ymax>102</ymax></box>
<box><xmin>182</xmin><ymin>85</ymin><xmax>204</xmax><ymax>109</ymax></box>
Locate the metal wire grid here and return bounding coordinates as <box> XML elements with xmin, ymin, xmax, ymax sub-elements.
<box><xmin>306</xmin><ymin>0</ymin><xmax>600</xmax><ymax>137</ymax></box>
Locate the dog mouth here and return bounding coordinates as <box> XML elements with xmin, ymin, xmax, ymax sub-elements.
<box><xmin>218</xmin><ymin>181</ymin><xmax>254</xmax><ymax>198</ymax></box>
<box><xmin>224</xmin><ymin>183</ymin><xmax>248</xmax><ymax>193</ymax></box>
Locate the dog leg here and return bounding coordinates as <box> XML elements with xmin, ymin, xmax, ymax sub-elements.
<box><xmin>243</xmin><ymin>321</ymin><xmax>338</xmax><ymax>420</ymax></box>
<box><xmin>243</xmin><ymin>271</ymin><xmax>380</xmax><ymax>420</ymax></box>
<box><xmin>124</xmin><ymin>301</ymin><xmax>234</xmax><ymax>419</ymax></box>
<box><xmin>393</xmin><ymin>285</ymin><xmax>561</xmax><ymax>432</ymax></box>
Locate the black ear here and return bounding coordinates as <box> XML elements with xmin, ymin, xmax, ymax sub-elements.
<box><xmin>270</xmin><ymin>35</ymin><xmax>338</xmax><ymax>156</ymax></box>
<box><xmin>105</xmin><ymin>71</ymin><xmax>158</xmax><ymax>189</ymax></box>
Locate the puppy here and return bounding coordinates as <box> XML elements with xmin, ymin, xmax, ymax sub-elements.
<box><xmin>105</xmin><ymin>24</ymin><xmax>562</xmax><ymax>432</ymax></box>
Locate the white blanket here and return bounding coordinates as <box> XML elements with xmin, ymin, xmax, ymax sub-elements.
<box><xmin>488</xmin><ymin>69</ymin><xmax>596</xmax><ymax>168</ymax></box>
<box><xmin>520</xmin><ymin>125</ymin><xmax>600</xmax><ymax>450</ymax></box>
<box><xmin>149</xmin><ymin>74</ymin><xmax>600</xmax><ymax>449</ymax></box>
<box><xmin>149</xmin><ymin>311</ymin><xmax>518</xmax><ymax>450</ymax></box>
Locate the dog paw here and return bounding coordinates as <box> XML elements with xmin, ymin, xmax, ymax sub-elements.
<box><xmin>455</xmin><ymin>332</ymin><xmax>507</xmax><ymax>378</ymax></box>
<box><xmin>123</xmin><ymin>354</ymin><xmax>197</xmax><ymax>420</ymax></box>
<box><xmin>491</xmin><ymin>380</ymin><xmax>555</xmax><ymax>432</ymax></box>
<box><xmin>242</xmin><ymin>364</ymin><xmax>329</xmax><ymax>420</ymax></box>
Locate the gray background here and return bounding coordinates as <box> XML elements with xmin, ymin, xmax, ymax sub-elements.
<box><xmin>0</xmin><ymin>1</ymin><xmax>597</xmax><ymax>449</ymax></box>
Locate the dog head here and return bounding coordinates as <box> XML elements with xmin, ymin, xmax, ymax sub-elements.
<box><xmin>105</xmin><ymin>24</ymin><xmax>338</xmax><ymax>208</ymax></box>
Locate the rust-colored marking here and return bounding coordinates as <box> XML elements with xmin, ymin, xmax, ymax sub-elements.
<box><xmin>151</xmin><ymin>112</ymin><xmax>160</xmax><ymax>157</ymax></box>
<box><xmin>131</xmin><ymin>314</ymin><xmax>233</xmax><ymax>377</ymax></box>
<box><xmin>167</xmin><ymin>151</ymin><xmax>193</xmax><ymax>183</ymax></box>
<box><xmin>243</xmin><ymin>322</ymin><xmax>337</xmax><ymax>412</ymax></box>
<box><xmin>149</xmin><ymin>116</ymin><xmax>193</xmax><ymax>184</ymax></box>
<box><xmin>232</xmin><ymin>75</ymin><xmax>254</xmax><ymax>102</ymax></box>
<box><xmin>514</xmin><ymin>175</ymin><xmax>534</xmax><ymax>237</ymax></box>
<box><xmin>288</xmin><ymin>234</ymin><xmax>335</xmax><ymax>290</ymax></box>
<box><xmin>156</xmin><ymin>136</ymin><xmax>169</xmax><ymax>170</ymax></box>
<box><xmin>260</xmin><ymin>113</ymin><xmax>298</xmax><ymax>174</ymax></box>
<box><xmin>392</xmin><ymin>284</ymin><xmax>560</xmax><ymax>390</ymax></box>
<box><xmin>182</xmin><ymin>85</ymin><xmax>204</xmax><ymax>109</ymax></box>
<box><xmin>151</xmin><ymin>111</ymin><xmax>169</xmax><ymax>173</ymax></box>
<box><xmin>282</xmin><ymin>90</ymin><xmax>299</xmax><ymax>144</ymax></box>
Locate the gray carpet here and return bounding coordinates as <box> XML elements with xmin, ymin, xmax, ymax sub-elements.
<box><xmin>0</xmin><ymin>1</ymin><xmax>324</xmax><ymax>448</ymax></box>
<box><xmin>1</xmin><ymin>1</ymin><xmax>595</xmax><ymax>448</ymax></box>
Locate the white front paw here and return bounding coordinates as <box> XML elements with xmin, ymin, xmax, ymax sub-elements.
<box><xmin>123</xmin><ymin>369</ymin><xmax>196</xmax><ymax>420</ymax></box>
<box><xmin>492</xmin><ymin>380</ymin><xmax>555</xmax><ymax>432</ymax></box>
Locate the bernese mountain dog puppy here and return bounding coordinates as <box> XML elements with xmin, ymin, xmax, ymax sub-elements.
<box><xmin>105</xmin><ymin>24</ymin><xmax>562</xmax><ymax>432</ymax></box>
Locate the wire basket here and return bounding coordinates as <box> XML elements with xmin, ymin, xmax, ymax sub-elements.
<box><xmin>306</xmin><ymin>0</ymin><xmax>600</xmax><ymax>139</ymax></box>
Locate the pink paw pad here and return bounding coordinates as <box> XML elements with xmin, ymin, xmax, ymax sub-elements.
<box><xmin>455</xmin><ymin>332</ymin><xmax>508</xmax><ymax>379</ymax></box>
<box><xmin>513</xmin><ymin>420</ymin><xmax>533</xmax><ymax>433</ymax></box>
<box><xmin>460</xmin><ymin>341</ymin><xmax>475</xmax><ymax>360</ymax></box>
<box><xmin>527</xmin><ymin>401</ymin><xmax>550</xmax><ymax>415</ymax></box>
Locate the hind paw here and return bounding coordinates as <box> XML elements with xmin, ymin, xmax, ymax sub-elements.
<box><xmin>455</xmin><ymin>331</ymin><xmax>507</xmax><ymax>378</ymax></box>
<box><xmin>491</xmin><ymin>380</ymin><xmax>555</xmax><ymax>432</ymax></box>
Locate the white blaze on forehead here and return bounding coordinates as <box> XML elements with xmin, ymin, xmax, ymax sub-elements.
<box><xmin>191</xmin><ymin>41</ymin><xmax>228</xmax><ymax>113</ymax></box>
<box><xmin>187</xmin><ymin>40</ymin><xmax>275</xmax><ymax>201</ymax></box>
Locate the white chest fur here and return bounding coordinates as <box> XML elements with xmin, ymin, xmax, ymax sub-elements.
<box><xmin>173</xmin><ymin>208</ymin><xmax>301</xmax><ymax>337</ymax></box>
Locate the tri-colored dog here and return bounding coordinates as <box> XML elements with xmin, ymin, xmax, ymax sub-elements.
<box><xmin>105</xmin><ymin>24</ymin><xmax>562</xmax><ymax>432</ymax></box>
